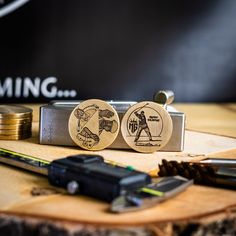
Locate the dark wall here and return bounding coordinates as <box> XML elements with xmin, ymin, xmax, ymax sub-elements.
<box><xmin>0</xmin><ymin>0</ymin><xmax>236</xmax><ymax>103</ymax></box>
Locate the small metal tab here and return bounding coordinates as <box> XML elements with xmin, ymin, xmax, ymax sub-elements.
<box><xmin>67</xmin><ymin>180</ymin><xmax>79</xmax><ymax>194</ymax></box>
<box><xmin>153</xmin><ymin>90</ymin><xmax>174</xmax><ymax>106</ymax></box>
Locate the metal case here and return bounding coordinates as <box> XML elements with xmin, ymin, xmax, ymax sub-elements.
<box><xmin>39</xmin><ymin>100</ymin><xmax>185</xmax><ymax>151</ymax></box>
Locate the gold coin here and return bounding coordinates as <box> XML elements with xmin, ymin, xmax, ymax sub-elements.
<box><xmin>0</xmin><ymin>105</ymin><xmax>32</xmax><ymax>119</ymax></box>
<box><xmin>0</xmin><ymin>127</ymin><xmax>31</xmax><ymax>135</ymax></box>
<box><xmin>121</xmin><ymin>101</ymin><xmax>173</xmax><ymax>153</ymax></box>
<box><xmin>0</xmin><ymin>117</ymin><xmax>32</xmax><ymax>125</ymax></box>
<box><xmin>0</xmin><ymin>132</ymin><xmax>31</xmax><ymax>140</ymax></box>
<box><xmin>68</xmin><ymin>99</ymin><xmax>120</xmax><ymax>151</ymax></box>
<box><xmin>0</xmin><ymin>122</ymin><xmax>32</xmax><ymax>130</ymax></box>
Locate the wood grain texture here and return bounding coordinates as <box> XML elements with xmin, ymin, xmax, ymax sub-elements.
<box><xmin>6</xmin><ymin>190</ymin><xmax>236</xmax><ymax>225</ymax></box>
<box><xmin>173</xmin><ymin>103</ymin><xmax>236</xmax><ymax>138</ymax></box>
<box><xmin>0</xmin><ymin>103</ymin><xmax>236</xmax><ymax>227</ymax></box>
<box><xmin>0</xmin><ymin>162</ymin><xmax>236</xmax><ymax>226</ymax></box>
<box><xmin>0</xmin><ymin>130</ymin><xmax>236</xmax><ymax>173</ymax></box>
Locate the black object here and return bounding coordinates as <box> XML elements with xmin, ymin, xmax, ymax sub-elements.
<box><xmin>158</xmin><ymin>159</ymin><xmax>236</xmax><ymax>190</ymax></box>
<box><xmin>0</xmin><ymin>148</ymin><xmax>151</xmax><ymax>203</ymax></box>
<box><xmin>111</xmin><ymin>176</ymin><xmax>193</xmax><ymax>213</ymax></box>
<box><xmin>1</xmin><ymin>2</ymin><xmax>236</xmax><ymax>103</ymax></box>
<box><xmin>48</xmin><ymin>154</ymin><xmax>151</xmax><ymax>202</ymax></box>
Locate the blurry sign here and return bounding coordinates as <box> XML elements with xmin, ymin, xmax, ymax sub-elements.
<box><xmin>0</xmin><ymin>77</ymin><xmax>78</xmax><ymax>99</ymax></box>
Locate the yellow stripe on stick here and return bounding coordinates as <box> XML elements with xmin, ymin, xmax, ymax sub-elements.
<box><xmin>140</xmin><ymin>187</ymin><xmax>164</xmax><ymax>197</ymax></box>
<box><xmin>0</xmin><ymin>148</ymin><xmax>50</xmax><ymax>164</ymax></box>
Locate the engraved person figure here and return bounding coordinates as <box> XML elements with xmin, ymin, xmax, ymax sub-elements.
<box><xmin>134</xmin><ymin>110</ymin><xmax>152</xmax><ymax>142</ymax></box>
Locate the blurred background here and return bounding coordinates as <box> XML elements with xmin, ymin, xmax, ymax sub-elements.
<box><xmin>0</xmin><ymin>0</ymin><xmax>236</xmax><ymax>103</ymax></box>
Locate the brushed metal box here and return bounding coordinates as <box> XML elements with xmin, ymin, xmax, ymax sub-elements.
<box><xmin>39</xmin><ymin>101</ymin><xmax>185</xmax><ymax>151</ymax></box>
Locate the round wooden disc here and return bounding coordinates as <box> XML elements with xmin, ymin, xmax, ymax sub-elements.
<box><xmin>68</xmin><ymin>99</ymin><xmax>120</xmax><ymax>151</ymax></box>
<box><xmin>121</xmin><ymin>101</ymin><xmax>173</xmax><ymax>153</ymax></box>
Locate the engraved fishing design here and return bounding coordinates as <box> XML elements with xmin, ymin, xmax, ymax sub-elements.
<box><xmin>69</xmin><ymin>100</ymin><xmax>120</xmax><ymax>150</ymax></box>
<box><xmin>127</xmin><ymin>103</ymin><xmax>163</xmax><ymax>147</ymax></box>
<box><xmin>121</xmin><ymin>101</ymin><xmax>172</xmax><ymax>153</ymax></box>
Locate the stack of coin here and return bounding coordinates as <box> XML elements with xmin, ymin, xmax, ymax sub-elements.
<box><xmin>0</xmin><ymin>105</ymin><xmax>32</xmax><ymax>140</ymax></box>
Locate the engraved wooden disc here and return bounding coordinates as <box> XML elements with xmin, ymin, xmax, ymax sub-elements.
<box><xmin>121</xmin><ymin>101</ymin><xmax>173</xmax><ymax>153</ymax></box>
<box><xmin>68</xmin><ymin>99</ymin><xmax>120</xmax><ymax>151</ymax></box>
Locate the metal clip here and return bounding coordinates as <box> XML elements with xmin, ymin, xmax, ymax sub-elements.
<box><xmin>111</xmin><ymin>176</ymin><xmax>193</xmax><ymax>213</ymax></box>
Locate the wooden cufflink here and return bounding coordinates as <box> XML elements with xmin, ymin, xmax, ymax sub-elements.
<box><xmin>68</xmin><ymin>99</ymin><xmax>120</xmax><ymax>151</ymax></box>
<box><xmin>121</xmin><ymin>101</ymin><xmax>173</xmax><ymax>153</ymax></box>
